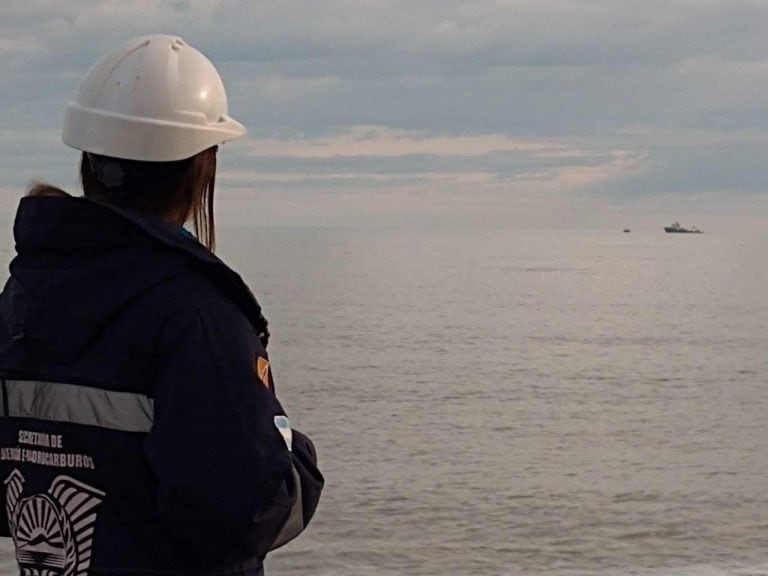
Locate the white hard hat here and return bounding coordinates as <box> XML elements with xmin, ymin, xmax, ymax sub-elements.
<box><xmin>62</xmin><ymin>35</ymin><xmax>245</xmax><ymax>162</ymax></box>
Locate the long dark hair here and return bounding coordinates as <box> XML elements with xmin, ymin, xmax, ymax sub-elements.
<box><xmin>27</xmin><ymin>147</ymin><xmax>218</xmax><ymax>251</ymax></box>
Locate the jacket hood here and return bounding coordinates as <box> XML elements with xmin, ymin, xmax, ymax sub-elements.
<box><xmin>1</xmin><ymin>196</ymin><xmax>268</xmax><ymax>364</ymax></box>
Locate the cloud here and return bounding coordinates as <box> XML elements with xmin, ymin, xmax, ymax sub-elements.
<box><xmin>218</xmin><ymin>126</ymin><xmax>646</xmax><ymax>209</ymax></box>
<box><xmin>0</xmin><ymin>38</ymin><xmax>42</xmax><ymax>65</ymax></box>
<box><xmin>243</xmin><ymin>127</ymin><xmax>562</xmax><ymax>158</ymax></box>
<box><xmin>5</xmin><ymin>1</ymin><xmax>768</xmax><ymax>135</ymax></box>
<box><xmin>1</xmin><ymin>0</ymin><xmax>768</xmax><ymax>227</ymax></box>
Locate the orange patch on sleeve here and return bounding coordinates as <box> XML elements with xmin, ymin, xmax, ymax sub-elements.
<box><xmin>256</xmin><ymin>356</ymin><xmax>271</xmax><ymax>389</ymax></box>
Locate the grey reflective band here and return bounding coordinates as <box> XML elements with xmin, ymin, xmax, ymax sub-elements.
<box><xmin>2</xmin><ymin>380</ymin><xmax>154</xmax><ymax>433</ymax></box>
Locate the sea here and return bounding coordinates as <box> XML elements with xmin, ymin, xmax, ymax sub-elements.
<box><xmin>0</xmin><ymin>223</ymin><xmax>766</xmax><ymax>576</ymax></box>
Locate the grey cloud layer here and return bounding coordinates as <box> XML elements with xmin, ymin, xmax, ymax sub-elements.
<box><xmin>1</xmin><ymin>0</ymin><xmax>767</xmax><ymax>214</ymax></box>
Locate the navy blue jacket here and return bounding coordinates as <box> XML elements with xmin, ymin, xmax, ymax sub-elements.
<box><xmin>0</xmin><ymin>196</ymin><xmax>323</xmax><ymax>575</ymax></box>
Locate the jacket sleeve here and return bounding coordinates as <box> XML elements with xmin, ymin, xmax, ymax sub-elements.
<box><xmin>143</xmin><ymin>301</ymin><xmax>323</xmax><ymax>565</ymax></box>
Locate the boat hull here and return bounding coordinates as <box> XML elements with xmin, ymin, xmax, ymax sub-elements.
<box><xmin>664</xmin><ymin>227</ymin><xmax>701</xmax><ymax>233</ymax></box>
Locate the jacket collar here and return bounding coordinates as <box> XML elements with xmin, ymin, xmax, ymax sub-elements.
<box><xmin>14</xmin><ymin>196</ymin><xmax>270</xmax><ymax>346</ymax></box>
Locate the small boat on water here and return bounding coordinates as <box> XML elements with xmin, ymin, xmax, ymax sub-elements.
<box><xmin>664</xmin><ymin>222</ymin><xmax>702</xmax><ymax>234</ymax></box>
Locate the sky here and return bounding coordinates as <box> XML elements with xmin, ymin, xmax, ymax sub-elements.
<box><xmin>1</xmin><ymin>0</ymin><xmax>768</xmax><ymax>230</ymax></box>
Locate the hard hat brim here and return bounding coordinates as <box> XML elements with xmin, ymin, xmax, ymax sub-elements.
<box><xmin>63</xmin><ymin>103</ymin><xmax>246</xmax><ymax>162</ymax></box>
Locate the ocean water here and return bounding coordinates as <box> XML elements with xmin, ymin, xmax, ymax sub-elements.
<box><xmin>1</xmin><ymin>224</ymin><xmax>767</xmax><ymax>575</ymax></box>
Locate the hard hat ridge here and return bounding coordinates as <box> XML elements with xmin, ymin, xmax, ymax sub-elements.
<box><xmin>62</xmin><ymin>35</ymin><xmax>245</xmax><ymax>162</ymax></box>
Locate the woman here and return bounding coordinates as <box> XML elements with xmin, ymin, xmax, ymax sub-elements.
<box><xmin>0</xmin><ymin>35</ymin><xmax>322</xmax><ymax>575</ymax></box>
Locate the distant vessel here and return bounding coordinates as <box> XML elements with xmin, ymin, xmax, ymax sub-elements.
<box><xmin>623</xmin><ymin>229</ymin><xmax>631</xmax><ymax>233</ymax></box>
<box><xmin>664</xmin><ymin>222</ymin><xmax>702</xmax><ymax>234</ymax></box>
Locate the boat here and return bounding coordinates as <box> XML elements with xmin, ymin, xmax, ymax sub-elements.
<box><xmin>664</xmin><ymin>222</ymin><xmax>702</xmax><ymax>233</ymax></box>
